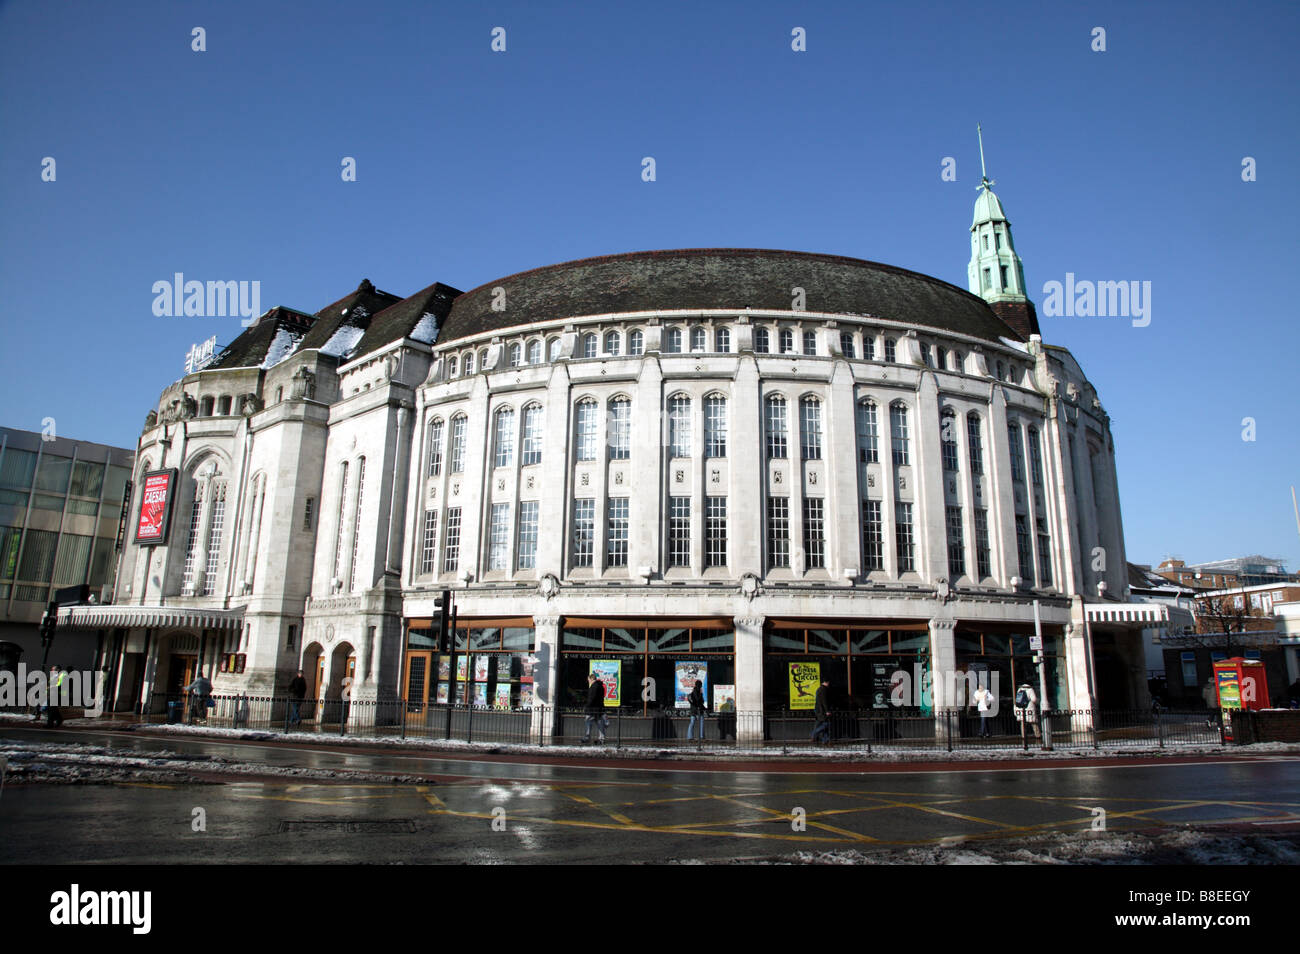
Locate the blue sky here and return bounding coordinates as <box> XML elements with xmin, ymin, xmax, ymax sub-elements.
<box><xmin>1</xmin><ymin>0</ymin><xmax>1297</xmax><ymax>570</ymax></box>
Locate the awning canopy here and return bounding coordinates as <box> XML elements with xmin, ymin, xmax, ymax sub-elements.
<box><xmin>56</xmin><ymin>604</ymin><xmax>246</xmax><ymax>632</ymax></box>
<box><xmin>1085</xmin><ymin>602</ymin><xmax>1168</xmax><ymax>626</ymax></box>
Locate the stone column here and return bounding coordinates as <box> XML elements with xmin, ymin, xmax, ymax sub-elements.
<box><xmin>1066</xmin><ymin>595</ymin><xmax>1097</xmax><ymax>719</ymax></box>
<box><xmin>915</xmin><ymin>370</ymin><xmax>945</xmax><ymax>582</ymax></box>
<box><xmin>732</xmin><ymin>357</ymin><xmax>761</xmax><ymax>576</ymax></box>
<box><xmin>929</xmin><ymin>615</ymin><xmax>957</xmax><ymax>742</ymax></box>
<box><xmin>827</xmin><ymin>360</ymin><xmax>857</xmax><ymax>579</ymax></box>
<box><xmin>733</xmin><ymin>614</ymin><xmax>765</xmax><ymax>744</ymax></box>
<box><xmin>532</xmin><ymin>613</ymin><xmax>561</xmax><ymax>744</ymax></box>
<box><xmin>537</xmin><ymin>366</ymin><xmax>572</xmax><ymax>576</ymax></box>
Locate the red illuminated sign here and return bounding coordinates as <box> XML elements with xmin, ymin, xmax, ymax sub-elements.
<box><xmin>134</xmin><ymin>469</ymin><xmax>178</xmax><ymax>546</ymax></box>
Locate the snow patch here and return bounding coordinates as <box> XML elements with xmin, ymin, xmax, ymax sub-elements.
<box><xmin>260</xmin><ymin>327</ymin><xmax>305</xmax><ymax>369</ymax></box>
<box><xmin>409</xmin><ymin>312</ymin><xmax>439</xmax><ymax>344</ymax></box>
<box><xmin>320</xmin><ymin>323</ymin><xmax>365</xmax><ymax>359</ymax></box>
<box><xmin>999</xmin><ymin>336</ymin><xmax>1030</xmax><ymax>353</ymax></box>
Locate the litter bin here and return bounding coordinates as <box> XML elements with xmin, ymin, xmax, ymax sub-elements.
<box><xmin>167</xmin><ymin>700</ymin><xmax>181</xmax><ymax>724</ymax></box>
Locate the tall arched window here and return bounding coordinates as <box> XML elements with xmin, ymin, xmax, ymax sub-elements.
<box><xmin>347</xmin><ymin>456</ymin><xmax>365</xmax><ymax>592</ymax></box>
<box><xmin>449</xmin><ymin>414</ymin><xmax>468</xmax><ymax>473</ymax></box>
<box><xmin>890</xmin><ymin>402</ymin><xmax>910</xmax><ymax>466</ymax></box>
<box><xmin>690</xmin><ymin>326</ymin><xmax>706</xmax><ymax>352</ymax></box>
<box><xmin>884</xmin><ymin>338</ymin><xmax>897</xmax><ymax>363</ymax></box>
<box><xmin>714</xmin><ymin>327</ymin><xmax>730</xmax><ymax>353</ymax></box>
<box><xmin>575</xmin><ymin>399</ymin><xmax>598</xmax><ymax>461</ymax></box>
<box><xmin>427</xmin><ymin>418</ymin><xmax>444</xmax><ymax>476</ymax></box>
<box><xmin>521</xmin><ymin>404</ymin><xmax>544</xmax><ymax>465</ymax></box>
<box><xmin>582</xmin><ymin>333</ymin><xmax>598</xmax><ymax>358</ymax></box>
<box><xmin>527</xmin><ymin>339</ymin><xmax>542</xmax><ymax>365</ymax></box>
<box><xmin>803</xmin><ymin>331</ymin><xmax>816</xmax><ymax>356</ymax></box>
<box><xmin>547</xmin><ymin>337</ymin><xmax>561</xmax><ymax>361</ymax></box>
<box><xmin>628</xmin><ymin>330</ymin><xmax>644</xmax><ymax>355</ymax></box>
<box><xmin>704</xmin><ymin>394</ymin><xmax>727</xmax><ymax>458</ymax></box>
<box><xmin>331</xmin><ymin>461</ymin><xmax>348</xmax><ymax>584</ymax></box>
<box><xmin>966</xmin><ymin>413</ymin><xmax>984</xmax><ymax>475</ymax></box>
<box><xmin>463</xmin><ymin>351</ymin><xmax>476</xmax><ymax>375</ymax></box>
<box><xmin>863</xmin><ymin>334</ymin><xmax>876</xmax><ymax>361</ymax></box>
<box><xmin>764</xmin><ymin>394</ymin><xmax>787</xmax><ymax>459</ymax></box>
<box><xmin>755</xmin><ymin>328</ymin><xmax>770</xmax><ymax>354</ymax></box>
<box><xmin>940</xmin><ymin>408</ymin><xmax>959</xmax><ymax>472</ymax></box>
<box><xmin>666</xmin><ymin>327</ymin><xmax>683</xmax><ymax>354</ymax></box>
<box><xmin>182</xmin><ymin>482</ymin><xmax>206</xmax><ymax>594</ymax></box>
<box><xmin>668</xmin><ymin>394</ymin><xmax>692</xmax><ymax>458</ymax></box>
<box><xmin>604</xmin><ymin>331</ymin><xmax>621</xmax><ymax>356</ymax></box>
<box><xmin>1007</xmin><ymin>421</ymin><xmax>1025</xmax><ymax>482</ymax></box>
<box><xmin>856</xmin><ymin>400</ymin><xmax>878</xmax><ymax>464</ymax></box>
<box><xmin>1028</xmin><ymin>426</ymin><xmax>1045</xmax><ymax>487</ymax></box>
<box><xmin>780</xmin><ymin>328</ymin><xmax>795</xmax><ymax>354</ymax></box>
<box><xmin>800</xmin><ymin>396</ymin><xmax>822</xmax><ymax>460</ymax></box>
<box><xmin>607</xmin><ymin>397</ymin><xmax>631</xmax><ymax>460</ymax></box>
<box><xmin>493</xmin><ymin>407</ymin><xmax>515</xmax><ymax>468</ymax></box>
<box><xmin>840</xmin><ymin>332</ymin><xmax>856</xmax><ymax>359</ymax></box>
<box><xmin>508</xmin><ymin>344</ymin><xmax>522</xmax><ymax>367</ymax></box>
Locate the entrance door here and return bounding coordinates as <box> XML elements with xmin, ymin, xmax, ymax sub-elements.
<box><xmin>404</xmin><ymin>651</ymin><xmax>434</xmax><ymax>711</ymax></box>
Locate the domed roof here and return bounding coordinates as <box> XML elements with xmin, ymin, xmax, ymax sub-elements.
<box><xmin>438</xmin><ymin>249</ymin><xmax>1024</xmax><ymax>345</ymax></box>
<box><xmin>972</xmin><ymin>187</ymin><xmax>1007</xmax><ymax>226</ymax></box>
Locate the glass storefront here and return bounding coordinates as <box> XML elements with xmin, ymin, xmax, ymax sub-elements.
<box><xmin>559</xmin><ymin>618</ymin><xmax>735</xmax><ymax>714</ymax></box>
<box><xmin>954</xmin><ymin>627</ymin><xmax>1067</xmax><ymax>711</ymax></box>
<box><xmin>404</xmin><ymin>618</ymin><xmax>536</xmax><ymax>709</ymax></box>
<box><xmin>763</xmin><ymin>622</ymin><xmax>932</xmax><ymax>712</ymax></box>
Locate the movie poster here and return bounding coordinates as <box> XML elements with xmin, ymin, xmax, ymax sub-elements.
<box><xmin>435</xmin><ymin>681</ymin><xmax>449</xmax><ymax>704</ymax></box>
<box><xmin>590</xmin><ymin>660</ymin><xmax>620</xmax><ymax>707</ymax></box>
<box><xmin>788</xmin><ymin>662</ymin><xmax>820</xmax><ymax>710</ymax></box>
<box><xmin>134</xmin><ymin>470</ymin><xmax>177</xmax><ymax>546</ymax></box>
<box><xmin>518</xmin><ymin>683</ymin><xmax>534</xmax><ymax>709</ymax></box>
<box><xmin>712</xmin><ymin>684</ymin><xmax>736</xmax><ymax>711</ymax></box>
<box><xmin>455</xmin><ymin>657</ymin><xmax>468</xmax><ymax>681</ymax></box>
<box><xmin>438</xmin><ymin>658</ymin><xmax>450</xmax><ymax>681</ymax></box>
<box><xmin>494</xmin><ymin>684</ymin><xmax>512</xmax><ymax>709</ymax></box>
<box><xmin>871</xmin><ymin>663</ymin><xmax>893</xmax><ymax>709</ymax></box>
<box><xmin>471</xmin><ymin>683</ymin><xmax>488</xmax><ymax>707</ymax></box>
<box><xmin>674</xmin><ymin>661</ymin><xmax>708</xmax><ymax>709</ymax></box>
<box><xmin>474</xmin><ymin>655</ymin><xmax>489</xmax><ymax>682</ymax></box>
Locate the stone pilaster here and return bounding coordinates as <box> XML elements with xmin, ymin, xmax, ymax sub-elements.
<box><xmin>733</xmin><ymin>614</ymin><xmax>765</xmax><ymax>743</ymax></box>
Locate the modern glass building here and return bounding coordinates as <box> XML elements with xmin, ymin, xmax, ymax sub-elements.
<box><xmin>0</xmin><ymin>426</ymin><xmax>134</xmax><ymax>674</ymax></box>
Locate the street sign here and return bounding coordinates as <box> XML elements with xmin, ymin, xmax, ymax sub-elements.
<box><xmin>1029</xmin><ymin>635</ymin><xmax>1042</xmax><ymax>650</ymax></box>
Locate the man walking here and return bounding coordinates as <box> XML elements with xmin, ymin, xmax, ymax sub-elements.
<box><xmin>46</xmin><ymin>666</ymin><xmax>65</xmax><ymax>727</ymax></box>
<box><xmin>582</xmin><ymin>672</ymin><xmax>607</xmax><ymax>744</ymax></box>
<box><xmin>810</xmin><ymin>676</ymin><xmax>832</xmax><ymax>745</ymax></box>
<box><xmin>288</xmin><ymin>669</ymin><xmax>307</xmax><ymax>727</ymax></box>
<box><xmin>973</xmin><ymin>682</ymin><xmax>995</xmax><ymax>738</ymax></box>
<box><xmin>686</xmin><ymin>679</ymin><xmax>707</xmax><ymax>742</ymax></box>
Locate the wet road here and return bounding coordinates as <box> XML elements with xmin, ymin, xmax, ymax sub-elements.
<box><xmin>2</xmin><ymin>727</ymin><xmax>1298</xmax><ymax>863</ymax></box>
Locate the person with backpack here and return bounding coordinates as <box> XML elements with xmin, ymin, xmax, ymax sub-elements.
<box><xmin>186</xmin><ymin>671</ymin><xmax>212</xmax><ymax>724</ymax></box>
<box><xmin>1014</xmin><ymin>682</ymin><xmax>1038</xmax><ymax>741</ymax></box>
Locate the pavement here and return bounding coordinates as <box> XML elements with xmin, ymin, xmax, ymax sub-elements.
<box><xmin>2</xmin><ymin>723</ymin><xmax>1300</xmax><ymax>863</ymax></box>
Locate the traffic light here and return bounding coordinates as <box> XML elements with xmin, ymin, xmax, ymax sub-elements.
<box><xmin>39</xmin><ymin>601</ymin><xmax>57</xmax><ymax>648</ymax></box>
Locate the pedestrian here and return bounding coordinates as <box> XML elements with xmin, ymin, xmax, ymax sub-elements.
<box><xmin>288</xmin><ymin>669</ymin><xmax>307</xmax><ymax>727</ymax></box>
<box><xmin>686</xmin><ymin>679</ymin><xmax>707</xmax><ymax>741</ymax></box>
<box><xmin>186</xmin><ymin>670</ymin><xmax>212</xmax><ymax>724</ymax></box>
<box><xmin>46</xmin><ymin>665</ymin><xmax>65</xmax><ymax>727</ymax></box>
<box><xmin>718</xmin><ymin>696</ymin><xmax>737</xmax><ymax>741</ymax></box>
<box><xmin>810</xmin><ymin>677</ymin><xmax>832</xmax><ymax>744</ymax></box>
<box><xmin>1014</xmin><ymin>682</ymin><xmax>1038</xmax><ymax>741</ymax></box>
<box><xmin>582</xmin><ymin>672</ymin><xmax>607</xmax><ymax>744</ymax></box>
<box><xmin>972</xmin><ymin>683</ymin><xmax>995</xmax><ymax>738</ymax></box>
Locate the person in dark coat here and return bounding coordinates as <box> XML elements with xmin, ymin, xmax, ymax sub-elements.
<box><xmin>582</xmin><ymin>672</ymin><xmax>607</xmax><ymax>743</ymax></box>
<box><xmin>288</xmin><ymin>670</ymin><xmax>308</xmax><ymax>726</ymax></box>
<box><xmin>811</xmin><ymin>677</ymin><xmax>832</xmax><ymax>744</ymax></box>
<box><xmin>686</xmin><ymin>680</ymin><xmax>707</xmax><ymax>741</ymax></box>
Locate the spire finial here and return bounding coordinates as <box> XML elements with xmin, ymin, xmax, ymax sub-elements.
<box><xmin>977</xmin><ymin>123</ymin><xmax>995</xmax><ymax>192</ymax></box>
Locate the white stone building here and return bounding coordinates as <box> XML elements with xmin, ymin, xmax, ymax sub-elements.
<box><xmin>61</xmin><ymin>182</ymin><xmax>1154</xmax><ymax>738</ymax></box>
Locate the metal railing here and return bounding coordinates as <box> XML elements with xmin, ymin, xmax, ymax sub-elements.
<box><xmin>121</xmin><ymin>695</ymin><xmax>1231</xmax><ymax>751</ymax></box>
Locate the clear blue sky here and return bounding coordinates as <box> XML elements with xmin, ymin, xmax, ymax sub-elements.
<box><xmin>2</xmin><ymin>0</ymin><xmax>1297</xmax><ymax>571</ymax></box>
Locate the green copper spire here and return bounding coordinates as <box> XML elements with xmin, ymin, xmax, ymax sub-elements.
<box><xmin>968</xmin><ymin>124</ymin><xmax>1027</xmax><ymax>305</ymax></box>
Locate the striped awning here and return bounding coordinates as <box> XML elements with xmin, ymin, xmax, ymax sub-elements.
<box><xmin>1085</xmin><ymin>602</ymin><xmax>1168</xmax><ymax>626</ymax></box>
<box><xmin>56</xmin><ymin>603</ymin><xmax>246</xmax><ymax>632</ymax></box>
